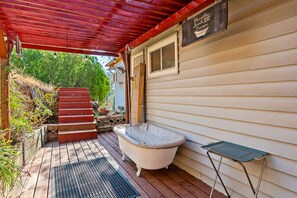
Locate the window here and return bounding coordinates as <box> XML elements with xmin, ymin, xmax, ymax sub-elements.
<box><xmin>147</xmin><ymin>33</ymin><xmax>178</xmax><ymax>78</ymax></box>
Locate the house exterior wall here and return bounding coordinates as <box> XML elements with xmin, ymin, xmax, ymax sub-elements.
<box><xmin>133</xmin><ymin>0</ymin><xmax>297</xmax><ymax>197</ymax></box>
<box><xmin>114</xmin><ymin>81</ymin><xmax>125</xmax><ymax>110</ymax></box>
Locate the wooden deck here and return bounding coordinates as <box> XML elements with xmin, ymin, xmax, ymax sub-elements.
<box><xmin>13</xmin><ymin>131</ymin><xmax>226</xmax><ymax>198</ymax></box>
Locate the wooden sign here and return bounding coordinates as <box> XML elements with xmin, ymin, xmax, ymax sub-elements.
<box><xmin>182</xmin><ymin>0</ymin><xmax>228</xmax><ymax>47</ymax></box>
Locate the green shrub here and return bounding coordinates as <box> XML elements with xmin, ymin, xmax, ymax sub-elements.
<box><xmin>9</xmin><ymin>80</ymin><xmax>56</xmax><ymax>143</ymax></box>
<box><xmin>0</xmin><ymin>138</ymin><xmax>20</xmax><ymax>196</ymax></box>
<box><xmin>9</xmin><ymin>81</ymin><xmax>34</xmax><ymax>142</ymax></box>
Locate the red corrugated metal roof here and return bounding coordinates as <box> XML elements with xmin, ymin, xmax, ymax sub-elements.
<box><xmin>0</xmin><ymin>0</ymin><xmax>213</xmax><ymax>56</ymax></box>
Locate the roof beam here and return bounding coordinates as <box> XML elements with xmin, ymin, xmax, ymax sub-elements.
<box><xmin>118</xmin><ymin>0</ymin><xmax>214</xmax><ymax>53</ymax></box>
<box><xmin>22</xmin><ymin>43</ymin><xmax>117</xmax><ymax>57</ymax></box>
<box><xmin>1</xmin><ymin>18</ymin><xmax>140</xmax><ymax>39</ymax></box>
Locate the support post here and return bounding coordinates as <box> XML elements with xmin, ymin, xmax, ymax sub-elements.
<box><xmin>1</xmin><ymin>58</ymin><xmax>10</xmax><ymax>140</ymax></box>
<box><xmin>120</xmin><ymin>49</ymin><xmax>131</xmax><ymax>124</ymax></box>
<box><xmin>0</xmin><ymin>29</ymin><xmax>12</xmax><ymax>140</ymax></box>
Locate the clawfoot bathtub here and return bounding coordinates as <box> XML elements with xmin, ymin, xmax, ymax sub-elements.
<box><xmin>113</xmin><ymin>123</ymin><xmax>186</xmax><ymax>176</ymax></box>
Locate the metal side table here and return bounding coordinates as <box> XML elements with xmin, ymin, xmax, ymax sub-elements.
<box><xmin>202</xmin><ymin>141</ymin><xmax>268</xmax><ymax>198</ymax></box>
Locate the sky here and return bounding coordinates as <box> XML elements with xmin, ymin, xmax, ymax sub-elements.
<box><xmin>96</xmin><ymin>55</ymin><xmax>114</xmax><ymax>68</ymax></box>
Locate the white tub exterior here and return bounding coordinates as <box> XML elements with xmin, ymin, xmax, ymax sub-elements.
<box><xmin>118</xmin><ymin>136</ymin><xmax>178</xmax><ymax>176</ymax></box>
<box><xmin>114</xmin><ymin>124</ymin><xmax>185</xmax><ymax>176</ymax></box>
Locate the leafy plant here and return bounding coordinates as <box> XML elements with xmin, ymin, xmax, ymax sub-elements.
<box><xmin>31</xmin><ymin>88</ymin><xmax>55</xmax><ymax>125</ymax></box>
<box><xmin>9</xmin><ymin>81</ymin><xmax>34</xmax><ymax>142</ymax></box>
<box><xmin>10</xmin><ymin>49</ymin><xmax>111</xmax><ymax>102</ymax></box>
<box><xmin>9</xmin><ymin>80</ymin><xmax>56</xmax><ymax>142</ymax></box>
<box><xmin>0</xmin><ymin>138</ymin><xmax>20</xmax><ymax>196</ymax></box>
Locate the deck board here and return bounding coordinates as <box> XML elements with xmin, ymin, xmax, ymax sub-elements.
<box><xmin>34</xmin><ymin>143</ymin><xmax>52</xmax><ymax>198</ymax></box>
<box><xmin>12</xmin><ymin>131</ymin><xmax>226</xmax><ymax>198</ymax></box>
<box><xmin>59</xmin><ymin>143</ymin><xmax>69</xmax><ymax>165</ymax></box>
<box><xmin>66</xmin><ymin>142</ymin><xmax>78</xmax><ymax>163</ymax></box>
<box><xmin>80</xmin><ymin>140</ymin><xmax>95</xmax><ymax>160</ymax></box>
<box><xmin>20</xmin><ymin>146</ymin><xmax>45</xmax><ymax>198</ymax></box>
<box><xmin>47</xmin><ymin>141</ymin><xmax>58</xmax><ymax>198</ymax></box>
<box><xmin>73</xmin><ymin>141</ymin><xmax>87</xmax><ymax>161</ymax></box>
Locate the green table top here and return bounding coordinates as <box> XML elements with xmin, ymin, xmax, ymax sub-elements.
<box><xmin>202</xmin><ymin>141</ymin><xmax>268</xmax><ymax>162</ymax></box>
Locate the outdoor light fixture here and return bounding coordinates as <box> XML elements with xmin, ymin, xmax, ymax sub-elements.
<box><xmin>54</xmin><ymin>52</ymin><xmax>57</xmax><ymax>58</ymax></box>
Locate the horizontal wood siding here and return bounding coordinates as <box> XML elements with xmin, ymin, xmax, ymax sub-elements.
<box><xmin>143</xmin><ymin>0</ymin><xmax>297</xmax><ymax>197</ymax></box>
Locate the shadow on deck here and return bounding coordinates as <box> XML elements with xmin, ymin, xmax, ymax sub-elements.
<box><xmin>12</xmin><ymin>131</ymin><xmax>226</xmax><ymax>198</ymax></box>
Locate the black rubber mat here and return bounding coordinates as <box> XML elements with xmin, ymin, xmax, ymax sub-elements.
<box><xmin>52</xmin><ymin>157</ymin><xmax>140</xmax><ymax>198</ymax></box>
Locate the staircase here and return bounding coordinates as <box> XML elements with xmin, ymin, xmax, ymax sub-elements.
<box><xmin>58</xmin><ymin>87</ymin><xmax>97</xmax><ymax>143</ymax></box>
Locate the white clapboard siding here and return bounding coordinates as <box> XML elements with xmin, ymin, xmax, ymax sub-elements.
<box><xmin>147</xmin><ymin>64</ymin><xmax>297</xmax><ymax>89</ymax></box>
<box><xmin>147</xmin><ymin>96</ymin><xmax>297</xmax><ymax>113</ymax></box>
<box><xmin>147</xmin><ymin>81</ymin><xmax>297</xmax><ymax>97</ymax></box>
<box><xmin>146</xmin><ymin>112</ymin><xmax>297</xmax><ymax>160</ymax></box>
<box><xmin>147</xmin><ymin>103</ymin><xmax>297</xmax><ymax>142</ymax></box>
<box><xmin>130</xmin><ymin>0</ymin><xmax>297</xmax><ymax>197</ymax></box>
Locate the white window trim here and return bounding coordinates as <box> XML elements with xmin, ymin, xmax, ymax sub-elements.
<box><xmin>147</xmin><ymin>32</ymin><xmax>178</xmax><ymax>79</ymax></box>
<box><xmin>131</xmin><ymin>51</ymin><xmax>143</xmax><ymax>77</ymax></box>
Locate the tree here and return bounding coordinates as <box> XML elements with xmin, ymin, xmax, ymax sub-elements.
<box><xmin>10</xmin><ymin>49</ymin><xmax>110</xmax><ymax>101</ymax></box>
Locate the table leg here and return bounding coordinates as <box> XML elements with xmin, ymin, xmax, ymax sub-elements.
<box><xmin>238</xmin><ymin>158</ymin><xmax>266</xmax><ymax>198</ymax></box>
<box><xmin>239</xmin><ymin>162</ymin><xmax>256</xmax><ymax>195</ymax></box>
<box><xmin>255</xmin><ymin>158</ymin><xmax>266</xmax><ymax>197</ymax></box>
<box><xmin>210</xmin><ymin>156</ymin><xmax>223</xmax><ymax>198</ymax></box>
<box><xmin>207</xmin><ymin>151</ymin><xmax>230</xmax><ymax>198</ymax></box>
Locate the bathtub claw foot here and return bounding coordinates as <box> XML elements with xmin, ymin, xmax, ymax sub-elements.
<box><xmin>136</xmin><ymin>166</ymin><xmax>142</xmax><ymax>177</ymax></box>
<box><xmin>122</xmin><ymin>153</ymin><xmax>126</xmax><ymax>161</ymax></box>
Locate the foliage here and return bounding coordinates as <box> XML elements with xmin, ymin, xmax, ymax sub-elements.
<box><xmin>0</xmin><ymin>138</ymin><xmax>20</xmax><ymax>196</ymax></box>
<box><xmin>10</xmin><ymin>49</ymin><xmax>110</xmax><ymax>102</ymax></box>
<box><xmin>9</xmin><ymin>81</ymin><xmax>34</xmax><ymax>142</ymax></box>
<box><xmin>31</xmin><ymin>88</ymin><xmax>56</xmax><ymax>125</ymax></box>
<box><xmin>9</xmin><ymin>80</ymin><xmax>56</xmax><ymax>142</ymax></box>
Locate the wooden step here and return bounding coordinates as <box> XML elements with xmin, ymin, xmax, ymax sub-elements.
<box><xmin>59</xmin><ymin>108</ymin><xmax>93</xmax><ymax>116</ymax></box>
<box><xmin>59</xmin><ymin>115</ymin><xmax>94</xmax><ymax>123</ymax></box>
<box><xmin>58</xmin><ymin>122</ymin><xmax>95</xmax><ymax>131</ymax></box>
<box><xmin>59</xmin><ymin>97</ymin><xmax>91</xmax><ymax>102</ymax></box>
<box><xmin>58</xmin><ymin>129</ymin><xmax>97</xmax><ymax>143</ymax></box>
<box><xmin>59</xmin><ymin>95</ymin><xmax>91</xmax><ymax>100</ymax></box>
<box><xmin>59</xmin><ymin>102</ymin><xmax>92</xmax><ymax>109</ymax></box>
<box><xmin>59</xmin><ymin>87</ymin><xmax>89</xmax><ymax>92</ymax></box>
<box><xmin>58</xmin><ymin>87</ymin><xmax>96</xmax><ymax>143</ymax></box>
<box><xmin>59</xmin><ymin>91</ymin><xmax>90</xmax><ymax>97</ymax></box>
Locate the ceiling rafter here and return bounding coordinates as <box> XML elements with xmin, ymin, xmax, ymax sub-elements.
<box><xmin>0</xmin><ymin>0</ymin><xmax>160</xmax><ymax>27</ymax></box>
<box><xmin>118</xmin><ymin>0</ymin><xmax>214</xmax><ymax>53</ymax></box>
<box><xmin>21</xmin><ymin>38</ymin><xmax>119</xmax><ymax>52</ymax></box>
<box><xmin>18</xmin><ymin>32</ymin><xmax>125</xmax><ymax>46</ymax></box>
<box><xmin>110</xmin><ymin>0</ymin><xmax>182</xmax><ymax>12</ymax></box>
<box><xmin>23</xmin><ymin>43</ymin><xmax>117</xmax><ymax>56</ymax></box>
<box><xmin>1</xmin><ymin>5</ymin><xmax>152</xmax><ymax>32</ymax></box>
<box><xmin>2</xmin><ymin>17</ymin><xmax>141</xmax><ymax>39</ymax></box>
<box><xmin>0</xmin><ymin>0</ymin><xmax>211</xmax><ymax>55</ymax></box>
<box><xmin>39</xmin><ymin>0</ymin><xmax>168</xmax><ymax>21</ymax></box>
